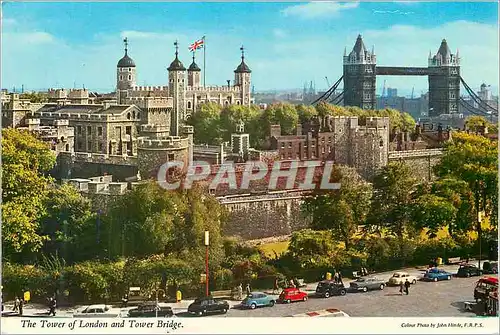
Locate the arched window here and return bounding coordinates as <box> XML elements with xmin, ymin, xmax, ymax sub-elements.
<box><xmin>133</xmin><ymin>111</ymin><xmax>136</xmax><ymax>118</ymax></box>
<box><xmin>137</xmin><ymin>112</ymin><xmax>141</xmax><ymax>119</ymax></box>
<box><xmin>237</xmin><ymin>101</ymin><xmax>241</xmax><ymax>105</ymax></box>
<box><xmin>128</xmin><ymin>75</ymin><xmax>132</xmax><ymax>80</ymax></box>
<box><xmin>187</xmin><ymin>101</ymin><xmax>192</xmax><ymax>109</ymax></box>
<box><xmin>225</xmin><ymin>101</ymin><xmax>229</xmax><ymax>105</ymax></box>
<box><xmin>127</xmin><ymin>113</ymin><xmax>131</xmax><ymax>120</ymax></box>
<box><xmin>65</xmin><ymin>144</ymin><xmax>70</xmax><ymax>152</ymax></box>
<box><xmin>119</xmin><ymin>75</ymin><xmax>123</xmax><ymax>81</ymax></box>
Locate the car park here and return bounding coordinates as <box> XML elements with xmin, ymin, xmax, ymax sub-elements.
<box><xmin>278</xmin><ymin>288</ymin><xmax>308</xmax><ymax>303</ymax></box>
<box><xmin>127</xmin><ymin>302</ymin><xmax>174</xmax><ymax>318</ymax></box>
<box><xmin>315</xmin><ymin>280</ymin><xmax>347</xmax><ymax>298</ymax></box>
<box><xmin>291</xmin><ymin>308</ymin><xmax>350</xmax><ymax>317</ymax></box>
<box><xmin>187</xmin><ymin>297</ymin><xmax>229</xmax><ymax>316</ymax></box>
<box><xmin>423</xmin><ymin>268</ymin><xmax>452</xmax><ymax>282</ymax></box>
<box><xmin>349</xmin><ymin>277</ymin><xmax>386</xmax><ymax>292</ymax></box>
<box><xmin>387</xmin><ymin>272</ymin><xmax>418</xmax><ymax>286</ymax></box>
<box><xmin>456</xmin><ymin>264</ymin><xmax>483</xmax><ymax>278</ymax></box>
<box><xmin>240</xmin><ymin>292</ymin><xmax>276</xmax><ymax>309</ymax></box>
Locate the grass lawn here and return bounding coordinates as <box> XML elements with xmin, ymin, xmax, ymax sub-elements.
<box><xmin>258</xmin><ymin>241</ymin><xmax>289</xmax><ymax>258</ymax></box>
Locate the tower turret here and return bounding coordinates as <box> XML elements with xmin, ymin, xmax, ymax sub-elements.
<box><xmin>168</xmin><ymin>41</ymin><xmax>186</xmax><ymax>136</ymax></box>
<box><xmin>428</xmin><ymin>39</ymin><xmax>460</xmax><ymax>116</ymax></box>
<box><xmin>187</xmin><ymin>53</ymin><xmax>201</xmax><ymax>87</ymax></box>
<box><xmin>343</xmin><ymin>34</ymin><xmax>377</xmax><ymax>109</ymax></box>
<box><xmin>116</xmin><ymin>37</ymin><xmax>137</xmax><ymax>103</ymax></box>
<box><xmin>234</xmin><ymin>46</ymin><xmax>252</xmax><ymax>106</ymax></box>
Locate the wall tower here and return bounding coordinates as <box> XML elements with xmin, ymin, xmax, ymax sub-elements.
<box><xmin>168</xmin><ymin>41</ymin><xmax>186</xmax><ymax>136</ymax></box>
<box><xmin>428</xmin><ymin>39</ymin><xmax>460</xmax><ymax>117</ymax></box>
<box><xmin>187</xmin><ymin>54</ymin><xmax>201</xmax><ymax>87</ymax></box>
<box><xmin>343</xmin><ymin>35</ymin><xmax>377</xmax><ymax>109</ymax></box>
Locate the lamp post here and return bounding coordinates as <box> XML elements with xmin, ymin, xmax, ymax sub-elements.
<box><xmin>478</xmin><ymin>211</ymin><xmax>484</xmax><ymax>270</ymax></box>
<box><xmin>204</xmin><ymin>231</ymin><xmax>210</xmax><ymax>297</ymax></box>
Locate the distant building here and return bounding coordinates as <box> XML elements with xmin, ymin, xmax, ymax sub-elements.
<box><xmin>387</xmin><ymin>88</ymin><xmax>397</xmax><ymax>98</ymax></box>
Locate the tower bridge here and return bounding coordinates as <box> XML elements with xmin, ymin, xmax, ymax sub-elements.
<box><xmin>315</xmin><ymin>35</ymin><xmax>497</xmax><ymax>118</ymax></box>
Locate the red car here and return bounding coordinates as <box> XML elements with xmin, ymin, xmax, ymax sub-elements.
<box><xmin>278</xmin><ymin>288</ymin><xmax>308</xmax><ymax>304</ymax></box>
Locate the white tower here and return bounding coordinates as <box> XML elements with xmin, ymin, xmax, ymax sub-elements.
<box><xmin>168</xmin><ymin>41</ymin><xmax>186</xmax><ymax>136</ymax></box>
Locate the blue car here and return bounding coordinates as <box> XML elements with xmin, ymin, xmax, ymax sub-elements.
<box><xmin>240</xmin><ymin>292</ymin><xmax>276</xmax><ymax>309</ymax></box>
<box><xmin>423</xmin><ymin>268</ymin><xmax>453</xmax><ymax>282</ymax></box>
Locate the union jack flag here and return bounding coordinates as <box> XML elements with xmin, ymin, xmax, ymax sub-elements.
<box><xmin>189</xmin><ymin>38</ymin><xmax>204</xmax><ymax>52</ymax></box>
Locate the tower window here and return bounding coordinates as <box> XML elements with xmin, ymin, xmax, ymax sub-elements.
<box><xmin>98</xmin><ymin>127</ymin><xmax>103</xmax><ymax>136</ymax></box>
<box><xmin>119</xmin><ymin>75</ymin><xmax>123</xmax><ymax>81</ymax></box>
<box><xmin>128</xmin><ymin>75</ymin><xmax>131</xmax><ymax>80</ymax></box>
<box><xmin>127</xmin><ymin>113</ymin><xmax>131</xmax><ymax>120</ymax></box>
<box><xmin>87</xmin><ymin>126</ymin><xmax>92</xmax><ymax>135</ymax></box>
<box><xmin>128</xmin><ymin>68</ymin><xmax>131</xmax><ymax>72</ymax></box>
<box><xmin>187</xmin><ymin>101</ymin><xmax>192</xmax><ymax>109</ymax></box>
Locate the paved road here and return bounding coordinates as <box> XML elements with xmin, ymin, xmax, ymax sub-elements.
<box><xmin>3</xmin><ymin>261</ymin><xmax>492</xmax><ymax>318</ymax></box>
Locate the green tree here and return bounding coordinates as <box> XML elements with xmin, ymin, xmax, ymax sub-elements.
<box><xmin>1</xmin><ymin>128</ymin><xmax>56</xmax><ymax>260</ymax></box>
<box><xmin>465</xmin><ymin>115</ymin><xmax>497</xmax><ymax>133</ymax></box>
<box><xmin>39</xmin><ymin>184</ymin><xmax>96</xmax><ymax>263</ymax></box>
<box><xmin>296</xmin><ymin>104</ymin><xmax>317</xmax><ymax>124</ymax></box>
<box><xmin>368</xmin><ymin>162</ymin><xmax>418</xmax><ymax>238</ymax></box>
<box><xmin>186</xmin><ymin>102</ymin><xmax>223</xmax><ymax>144</ymax></box>
<box><xmin>412</xmin><ymin>194</ymin><xmax>457</xmax><ymax>236</ymax></box>
<box><xmin>303</xmin><ymin>165</ymin><xmax>372</xmax><ymax>249</ymax></box>
<box><xmin>262</xmin><ymin>103</ymin><xmax>299</xmax><ymax>136</ymax></box>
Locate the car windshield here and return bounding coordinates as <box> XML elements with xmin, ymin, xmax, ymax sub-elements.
<box><xmin>393</xmin><ymin>274</ymin><xmax>401</xmax><ymax>278</ymax></box>
<box><xmin>356</xmin><ymin>278</ymin><xmax>365</xmax><ymax>282</ymax></box>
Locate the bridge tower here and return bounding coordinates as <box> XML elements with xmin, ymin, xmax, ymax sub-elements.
<box><xmin>343</xmin><ymin>35</ymin><xmax>377</xmax><ymax>109</ymax></box>
<box><xmin>428</xmin><ymin>39</ymin><xmax>460</xmax><ymax>117</ymax></box>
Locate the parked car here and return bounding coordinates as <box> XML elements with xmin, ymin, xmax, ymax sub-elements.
<box><xmin>74</xmin><ymin>304</ymin><xmax>120</xmax><ymax>318</ymax></box>
<box><xmin>456</xmin><ymin>264</ymin><xmax>483</xmax><ymax>278</ymax></box>
<box><xmin>474</xmin><ymin>276</ymin><xmax>498</xmax><ymax>302</ymax></box>
<box><xmin>349</xmin><ymin>277</ymin><xmax>386</xmax><ymax>292</ymax></box>
<box><xmin>482</xmin><ymin>262</ymin><xmax>498</xmax><ymax>274</ymax></box>
<box><xmin>187</xmin><ymin>297</ymin><xmax>229</xmax><ymax>316</ymax></box>
<box><xmin>127</xmin><ymin>302</ymin><xmax>174</xmax><ymax>318</ymax></box>
<box><xmin>315</xmin><ymin>280</ymin><xmax>347</xmax><ymax>298</ymax></box>
<box><xmin>240</xmin><ymin>292</ymin><xmax>275</xmax><ymax>309</ymax></box>
<box><xmin>423</xmin><ymin>268</ymin><xmax>452</xmax><ymax>282</ymax></box>
<box><xmin>387</xmin><ymin>272</ymin><xmax>418</xmax><ymax>286</ymax></box>
<box><xmin>278</xmin><ymin>288</ymin><xmax>308</xmax><ymax>303</ymax></box>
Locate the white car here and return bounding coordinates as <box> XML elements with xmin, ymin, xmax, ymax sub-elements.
<box><xmin>73</xmin><ymin>304</ymin><xmax>120</xmax><ymax>318</ymax></box>
<box><xmin>387</xmin><ymin>272</ymin><xmax>418</xmax><ymax>286</ymax></box>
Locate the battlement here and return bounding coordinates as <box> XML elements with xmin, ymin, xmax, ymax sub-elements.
<box><xmin>59</xmin><ymin>151</ymin><xmax>137</xmax><ymax>166</ymax></box>
<box><xmin>127</xmin><ymin>96</ymin><xmax>173</xmax><ymax>109</ymax></box>
<box><xmin>68</xmin><ymin>89</ymin><xmax>89</xmax><ymax>98</ymax></box>
<box><xmin>48</xmin><ymin>89</ymin><xmax>67</xmax><ymax>99</ymax></box>
<box><xmin>140</xmin><ymin>124</ymin><xmax>170</xmax><ymax>132</ymax></box>
<box><xmin>26</xmin><ymin>118</ymin><xmax>40</xmax><ymax>125</ymax></box>
<box><xmin>32</xmin><ymin>110</ymin><xmax>117</xmax><ymax>121</ymax></box>
<box><xmin>132</xmin><ymin>86</ymin><xmax>169</xmax><ymax>92</ymax></box>
<box><xmin>54</xmin><ymin>119</ymin><xmax>69</xmax><ymax>126</ymax></box>
<box><xmin>388</xmin><ymin>148</ymin><xmax>444</xmax><ymax>159</ymax></box>
<box><xmin>186</xmin><ymin>85</ymin><xmax>241</xmax><ymax>92</ymax></box>
<box><xmin>137</xmin><ymin>136</ymin><xmax>189</xmax><ymax>150</ymax></box>
<box><xmin>182</xmin><ymin>125</ymin><xmax>194</xmax><ymax>134</ymax></box>
<box><xmin>365</xmin><ymin>117</ymin><xmax>390</xmax><ymax>128</ymax></box>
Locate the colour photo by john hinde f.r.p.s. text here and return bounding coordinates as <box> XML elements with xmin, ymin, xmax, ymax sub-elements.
<box><xmin>1</xmin><ymin>1</ymin><xmax>499</xmax><ymax>334</ymax></box>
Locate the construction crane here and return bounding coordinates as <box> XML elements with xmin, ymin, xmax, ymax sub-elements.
<box><xmin>325</xmin><ymin>76</ymin><xmax>330</xmax><ymax>88</ymax></box>
<box><xmin>411</xmin><ymin>87</ymin><xmax>414</xmax><ymax>99</ymax></box>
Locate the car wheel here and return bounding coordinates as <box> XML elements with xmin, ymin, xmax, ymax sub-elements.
<box><xmin>222</xmin><ymin>308</ymin><xmax>227</xmax><ymax>314</ymax></box>
<box><xmin>412</xmin><ymin>279</ymin><xmax>417</xmax><ymax>285</ymax></box>
<box><xmin>362</xmin><ymin>287</ymin><xmax>368</xmax><ymax>292</ymax></box>
<box><xmin>303</xmin><ymin>296</ymin><xmax>308</xmax><ymax>302</ymax></box>
<box><xmin>197</xmin><ymin>311</ymin><xmax>203</xmax><ymax>316</ymax></box>
<box><xmin>286</xmin><ymin>299</ymin><xmax>291</xmax><ymax>304</ymax></box>
<box><xmin>250</xmin><ymin>303</ymin><xmax>256</xmax><ymax>310</ymax></box>
<box><xmin>379</xmin><ymin>284</ymin><xmax>385</xmax><ymax>290</ymax></box>
<box><xmin>340</xmin><ymin>289</ymin><xmax>346</xmax><ymax>296</ymax></box>
<box><xmin>447</xmin><ymin>275</ymin><xmax>451</xmax><ymax>280</ymax></box>
<box><xmin>269</xmin><ymin>300</ymin><xmax>275</xmax><ymax>307</ymax></box>
<box><xmin>433</xmin><ymin>278</ymin><xmax>438</xmax><ymax>282</ymax></box>
<box><xmin>466</xmin><ymin>272</ymin><xmax>470</xmax><ymax>278</ymax></box>
<box><xmin>324</xmin><ymin>292</ymin><xmax>330</xmax><ymax>298</ymax></box>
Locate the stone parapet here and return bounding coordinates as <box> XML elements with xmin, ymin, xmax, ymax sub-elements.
<box><xmin>137</xmin><ymin>136</ymin><xmax>189</xmax><ymax>150</ymax></box>
<box><xmin>388</xmin><ymin>148</ymin><xmax>443</xmax><ymax>159</ymax></box>
<box><xmin>60</xmin><ymin>151</ymin><xmax>137</xmax><ymax>166</ymax></box>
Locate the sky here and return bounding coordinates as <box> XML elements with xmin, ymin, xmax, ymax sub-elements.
<box><xmin>1</xmin><ymin>1</ymin><xmax>499</xmax><ymax>97</ymax></box>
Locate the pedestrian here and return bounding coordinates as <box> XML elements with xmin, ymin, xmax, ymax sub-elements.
<box><xmin>293</xmin><ymin>278</ymin><xmax>299</xmax><ymax>288</ymax></box>
<box><xmin>245</xmin><ymin>283</ymin><xmax>251</xmax><ymax>296</ymax></box>
<box><xmin>399</xmin><ymin>281</ymin><xmax>404</xmax><ymax>295</ymax></box>
<box><xmin>18</xmin><ymin>298</ymin><xmax>23</xmax><ymax>316</ymax></box>
<box><xmin>404</xmin><ymin>279</ymin><xmax>410</xmax><ymax>295</ymax></box>
<box><xmin>273</xmin><ymin>278</ymin><xmax>279</xmax><ymax>294</ymax></box>
<box><xmin>333</xmin><ymin>271</ymin><xmax>339</xmax><ymax>283</ymax></box>
<box><xmin>289</xmin><ymin>279</ymin><xmax>295</xmax><ymax>288</ymax></box>
<box><xmin>238</xmin><ymin>283</ymin><xmax>243</xmax><ymax>300</ymax></box>
<box><xmin>338</xmin><ymin>272</ymin><xmax>343</xmax><ymax>286</ymax></box>
<box><xmin>12</xmin><ymin>296</ymin><xmax>19</xmax><ymax>312</ymax></box>
<box><xmin>48</xmin><ymin>297</ymin><xmax>56</xmax><ymax>316</ymax></box>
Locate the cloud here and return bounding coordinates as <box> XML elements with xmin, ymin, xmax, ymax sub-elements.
<box><xmin>3</xmin><ymin>31</ymin><xmax>56</xmax><ymax>45</ymax></box>
<box><xmin>273</xmin><ymin>29</ymin><xmax>287</xmax><ymax>38</ymax></box>
<box><xmin>2</xmin><ymin>17</ymin><xmax>17</xmax><ymax>27</ymax></box>
<box><xmin>281</xmin><ymin>2</ymin><xmax>359</xmax><ymax>19</ymax></box>
<box><xmin>372</xmin><ymin>10</ymin><xmax>414</xmax><ymax>15</ymax></box>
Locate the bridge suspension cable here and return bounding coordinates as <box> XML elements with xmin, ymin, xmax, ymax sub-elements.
<box><xmin>459</xmin><ymin>98</ymin><xmax>494</xmax><ymax>117</ymax></box>
<box><xmin>460</xmin><ymin>77</ymin><xmax>498</xmax><ymax>116</ymax></box>
<box><xmin>312</xmin><ymin>75</ymin><xmax>343</xmax><ymax>105</ymax></box>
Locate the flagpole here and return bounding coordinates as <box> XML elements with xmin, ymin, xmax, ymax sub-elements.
<box><xmin>203</xmin><ymin>36</ymin><xmax>206</xmax><ymax>88</ymax></box>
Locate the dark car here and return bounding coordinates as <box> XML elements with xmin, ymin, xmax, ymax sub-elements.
<box><xmin>187</xmin><ymin>297</ymin><xmax>229</xmax><ymax>316</ymax></box>
<box><xmin>315</xmin><ymin>280</ymin><xmax>347</xmax><ymax>298</ymax></box>
<box><xmin>127</xmin><ymin>302</ymin><xmax>174</xmax><ymax>318</ymax></box>
<box><xmin>457</xmin><ymin>264</ymin><xmax>483</xmax><ymax>278</ymax></box>
<box><xmin>482</xmin><ymin>262</ymin><xmax>498</xmax><ymax>274</ymax></box>
<box><xmin>349</xmin><ymin>277</ymin><xmax>386</xmax><ymax>292</ymax></box>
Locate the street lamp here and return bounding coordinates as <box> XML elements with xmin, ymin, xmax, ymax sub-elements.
<box><xmin>478</xmin><ymin>211</ymin><xmax>484</xmax><ymax>270</ymax></box>
<box><xmin>204</xmin><ymin>231</ymin><xmax>210</xmax><ymax>297</ymax></box>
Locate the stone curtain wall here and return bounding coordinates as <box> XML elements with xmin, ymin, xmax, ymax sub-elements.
<box><xmin>388</xmin><ymin>149</ymin><xmax>443</xmax><ymax>181</ymax></box>
<box><xmin>222</xmin><ymin>197</ymin><xmax>310</xmax><ymax>240</ymax></box>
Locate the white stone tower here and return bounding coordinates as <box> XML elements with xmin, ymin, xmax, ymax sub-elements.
<box><xmin>234</xmin><ymin>46</ymin><xmax>252</xmax><ymax>106</ymax></box>
<box><xmin>187</xmin><ymin>53</ymin><xmax>201</xmax><ymax>87</ymax></box>
<box><xmin>116</xmin><ymin>37</ymin><xmax>136</xmax><ymax>104</ymax></box>
<box><xmin>168</xmin><ymin>41</ymin><xmax>186</xmax><ymax>136</ymax></box>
